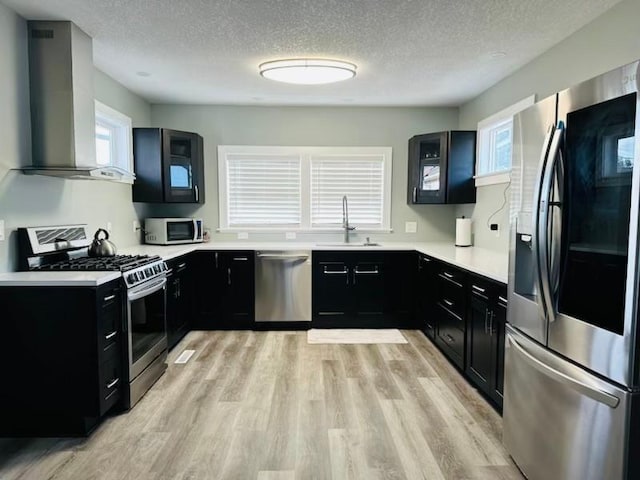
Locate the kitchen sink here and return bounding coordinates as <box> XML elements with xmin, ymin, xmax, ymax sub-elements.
<box><xmin>315</xmin><ymin>242</ymin><xmax>381</xmax><ymax>247</ymax></box>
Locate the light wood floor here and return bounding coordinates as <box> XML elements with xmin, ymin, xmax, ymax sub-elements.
<box><xmin>0</xmin><ymin>330</ymin><xmax>523</xmax><ymax>480</ymax></box>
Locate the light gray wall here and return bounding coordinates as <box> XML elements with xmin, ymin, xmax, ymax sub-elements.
<box><xmin>0</xmin><ymin>2</ymin><xmax>151</xmax><ymax>272</ymax></box>
<box><xmin>457</xmin><ymin>0</ymin><xmax>640</xmax><ymax>253</ymax></box>
<box><xmin>144</xmin><ymin>105</ymin><xmax>460</xmax><ymax>243</ymax></box>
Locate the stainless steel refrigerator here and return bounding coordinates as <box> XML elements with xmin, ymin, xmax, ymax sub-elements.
<box><xmin>505</xmin><ymin>60</ymin><xmax>640</xmax><ymax>480</ymax></box>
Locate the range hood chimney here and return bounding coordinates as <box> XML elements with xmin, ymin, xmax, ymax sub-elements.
<box><xmin>22</xmin><ymin>21</ymin><xmax>127</xmax><ymax>181</ymax></box>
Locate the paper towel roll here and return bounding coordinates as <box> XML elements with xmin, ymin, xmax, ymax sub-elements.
<box><xmin>455</xmin><ymin>217</ymin><xmax>472</xmax><ymax>247</ymax></box>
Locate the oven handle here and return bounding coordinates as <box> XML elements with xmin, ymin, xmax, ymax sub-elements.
<box><xmin>127</xmin><ymin>277</ymin><xmax>167</xmax><ymax>302</ymax></box>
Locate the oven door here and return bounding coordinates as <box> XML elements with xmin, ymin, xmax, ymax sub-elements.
<box><xmin>127</xmin><ymin>276</ymin><xmax>168</xmax><ymax>380</ymax></box>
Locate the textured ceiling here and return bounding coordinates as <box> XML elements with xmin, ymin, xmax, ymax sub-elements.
<box><xmin>3</xmin><ymin>0</ymin><xmax>623</xmax><ymax>106</ymax></box>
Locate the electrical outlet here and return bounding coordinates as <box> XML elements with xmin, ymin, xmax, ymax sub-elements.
<box><xmin>0</xmin><ymin>220</ymin><xmax>4</xmax><ymax>241</ymax></box>
<box><xmin>237</xmin><ymin>232</ymin><xmax>249</xmax><ymax>240</ymax></box>
<box><xmin>285</xmin><ymin>232</ymin><xmax>297</xmax><ymax>240</ymax></box>
<box><xmin>106</xmin><ymin>222</ymin><xmax>112</xmax><ymax>233</ymax></box>
<box><xmin>405</xmin><ymin>221</ymin><xmax>417</xmax><ymax>233</ymax></box>
<box><xmin>133</xmin><ymin>220</ymin><xmax>141</xmax><ymax>233</ymax></box>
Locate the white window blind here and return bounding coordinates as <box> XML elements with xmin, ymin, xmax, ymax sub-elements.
<box><xmin>311</xmin><ymin>155</ymin><xmax>385</xmax><ymax>228</ymax></box>
<box><xmin>226</xmin><ymin>153</ymin><xmax>301</xmax><ymax>226</ymax></box>
<box><xmin>218</xmin><ymin>146</ymin><xmax>392</xmax><ymax>231</ymax></box>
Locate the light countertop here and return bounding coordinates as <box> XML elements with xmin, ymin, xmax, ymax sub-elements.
<box><xmin>0</xmin><ymin>242</ymin><xmax>508</xmax><ymax>286</ymax></box>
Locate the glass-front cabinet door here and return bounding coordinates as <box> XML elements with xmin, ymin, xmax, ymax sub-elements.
<box><xmin>408</xmin><ymin>132</ymin><xmax>448</xmax><ymax>204</ymax></box>
<box><xmin>162</xmin><ymin>129</ymin><xmax>204</xmax><ymax>203</ymax></box>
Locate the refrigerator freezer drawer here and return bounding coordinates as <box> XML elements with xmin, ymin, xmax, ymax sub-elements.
<box><xmin>503</xmin><ymin>326</ymin><xmax>632</xmax><ymax>480</ymax></box>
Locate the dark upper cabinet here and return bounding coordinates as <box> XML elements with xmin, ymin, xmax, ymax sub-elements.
<box><xmin>192</xmin><ymin>251</ymin><xmax>254</xmax><ymax>329</ymax></box>
<box><xmin>465</xmin><ymin>274</ymin><xmax>507</xmax><ymax>408</ymax></box>
<box><xmin>132</xmin><ymin>128</ymin><xmax>205</xmax><ymax>204</ymax></box>
<box><xmin>407</xmin><ymin>130</ymin><xmax>476</xmax><ymax>205</ymax></box>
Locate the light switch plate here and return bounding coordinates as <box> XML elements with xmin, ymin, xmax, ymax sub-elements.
<box><xmin>237</xmin><ymin>232</ymin><xmax>249</xmax><ymax>240</ymax></box>
<box><xmin>285</xmin><ymin>232</ymin><xmax>297</xmax><ymax>240</ymax></box>
<box><xmin>405</xmin><ymin>221</ymin><xmax>417</xmax><ymax>233</ymax></box>
<box><xmin>0</xmin><ymin>220</ymin><xmax>4</xmax><ymax>241</ymax></box>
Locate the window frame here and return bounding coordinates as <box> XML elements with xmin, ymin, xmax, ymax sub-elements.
<box><xmin>475</xmin><ymin>95</ymin><xmax>536</xmax><ymax>187</ymax></box>
<box><xmin>94</xmin><ymin>100</ymin><xmax>135</xmax><ymax>183</ymax></box>
<box><xmin>217</xmin><ymin>145</ymin><xmax>393</xmax><ymax>233</ymax></box>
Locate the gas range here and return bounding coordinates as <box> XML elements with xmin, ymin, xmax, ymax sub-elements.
<box><xmin>18</xmin><ymin>224</ymin><xmax>167</xmax><ymax>288</ymax></box>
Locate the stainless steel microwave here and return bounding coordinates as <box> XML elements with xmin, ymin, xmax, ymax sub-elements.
<box><xmin>144</xmin><ymin>218</ymin><xmax>203</xmax><ymax>245</ymax></box>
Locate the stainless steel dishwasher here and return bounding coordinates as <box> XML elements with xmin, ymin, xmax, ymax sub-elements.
<box><xmin>255</xmin><ymin>250</ymin><xmax>312</xmax><ymax>322</ymax></box>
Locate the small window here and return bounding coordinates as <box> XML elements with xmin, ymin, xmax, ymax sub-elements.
<box><xmin>217</xmin><ymin>146</ymin><xmax>392</xmax><ymax>231</ymax></box>
<box><xmin>476</xmin><ymin>95</ymin><xmax>535</xmax><ymax>186</ymax></box>
<box><xmin>94</xmin><ymin>100</ymin><xmax>135</xmax><ymax>182</ymax></box>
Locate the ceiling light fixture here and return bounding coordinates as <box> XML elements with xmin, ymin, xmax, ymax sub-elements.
<box><xmin>259</xmin><ymin>59</ymin><xmax>357</xmax><ymax>85</ymax></box>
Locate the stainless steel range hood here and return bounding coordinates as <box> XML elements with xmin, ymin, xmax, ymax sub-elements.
<box><xmin>22</xmin><ymin>21</ymin><xmax>126</xmax><ymax>181</ymax></box>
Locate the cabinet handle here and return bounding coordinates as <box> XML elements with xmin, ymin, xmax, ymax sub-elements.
<box><xmin>472</xmin><ymin>285</ymin><xmax>485</xmax><ymax>294</ymax></box>
<box><xmin>484</xmin><ymin>309</ymin><xmax>490</xmax><ymax>335</ymax></box>
<box><xmin>215</xmin><ymin>252</ymin><xmax>218</xmax><ymax>269</ymax></box>
<box><xmin>227</xmin><ymin>267</ymin><xmax>232</xmax><ymax>286</ymax></box>
<box><xmin>489</xmin><ymin>311</ymin><xmax>495</xmax><ymax>336</ymax></box>
<box><xmin>443</xmin><ymin>299</ymin><xmax>453</xmax><ymax>307</ymax></box>
<box><xmin>354</xmin><ymin>266</ymin><xmax>379</xmax><ymax>274</ymax></box>
<box><xmin>195</xmin><ymin>185</ymin><xmax>199</xmax><ymax>202</ymax></box>
<box><xmin>413</xmin><ymin>187</ymin><xmax>417</xmax><ymax>203</ymax></box>
<box><xmin>443</xmin><ymin>272</ymin><xmax>454</xmax><ymax>279</ymax></box>
<box><xmin>105</xmin><ymin>331</ymin><xmax>117</xmax><ymax>340</ymax></box>
<box><xmin>323</xmin><ymin>266</ymin><xmax>348</xmax><ymax>274</ymax></box>
<box><xmin>106</xmin><ymin>378</ymin><xmax>119</xmax><ymax>390</ymax></box>
<box><xmin>177</xmin><ymin>262</ymin><xmax>187</xmax><ymax>269</ymax></box>
<box><xmin>233</xmin><ymin>257</ymin><xmax>249</xmax><ymax>261</ymax></box>
<box><xmin>103</xmin><ymin>294</ymin><xmax>116</xmax><ymax>302</ymax></box>
<box><xmin>498</xmin><ymin>295</ymin><xmax>508</xmax><ymax>304</ymax></box>
<box><xmin>446</xmin><ymin>334</ymin><xmax>455</xmax><ymax>343</ymax></box>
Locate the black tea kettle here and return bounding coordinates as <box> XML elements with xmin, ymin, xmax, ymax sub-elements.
<box><xmin>88</xmin><ymin>228</ymin><xmax>117</xmax><ymax>257</ymax></box>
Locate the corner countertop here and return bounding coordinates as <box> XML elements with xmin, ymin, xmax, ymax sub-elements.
<box><xmin>0</xmin><ymin>241</ymin><xmax>508</xmax><ymax>287</ymax></box>
<box><xmin>120</xmin><ymin>241</ymin><xmax>509</xmax><ymax>284</ymax></box>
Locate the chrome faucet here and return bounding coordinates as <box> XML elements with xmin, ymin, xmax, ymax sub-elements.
<box><xmin>342</xmin><ymin>195</ymin><xmax>356</xmax><ymax>243</ymax></box>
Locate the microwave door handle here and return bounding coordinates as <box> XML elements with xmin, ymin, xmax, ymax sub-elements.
<box><xmin>538</xmin><ymin>122</ymin><xmax>564</xmax><ymax>323</ymax></box>
<box><xmin>193</xmin><ymin>219</ymin><xmax>198</xmax><ymax>241</ymax></box>
<box><xmin>531</xmin><ymin>124</ymin><xmax>556</xmax><ymax>322</ymax></box>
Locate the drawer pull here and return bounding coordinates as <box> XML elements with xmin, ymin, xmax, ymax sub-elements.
<box><xmin>103</xmin><ymin>294</ymin><xmax>116</xmax><ymax>302</ymax></box>
<box><xmin>446</xmin><ymin>334</ymin><xmax>455</xmax><ymax>343</ymax></box>
<box><xmin>233</xmin><ymin>257</ymin><xmax>249</xmax><ymax>261</ymax></box>
<box><xmin>106</xmin><ymin>378</ymin><xmax>119</xmax><ymax>389</ymax></box>
<box><xmin>323</xmin><ymin>266</ymin><xmax>348</xmax><ymax>274</ymax></box>
<box><xmin>472</xmin><ymin>285</ymin><xmax>486</xmax><ymax>293</ymax></box>
<box><xmin>443</xmin><ymin>272</ymin><xmax>454</xmax><ymax>279</ymax></box>
<box><xmin>438</xmin><ymin>273</ymin><xmax>463</xmax><ymax>288</ymax></box>
<box><xmin>498</xmin><ymin>295</ymin><xmax>508</xmax><ymax>304</ymax></box>
<box><xmin>354</xmin><ymin>267</ymin><xmax>379</xmax><ymax>274</ymax></box>
<box><xmin>443</xmin><ymin>299</ymin><xmax>453</xmax><ymax>307</ymax></box>
<box><xmin>177</xmin><ymin>262</ymin><xmax>187</xmax><ymax>269</ymax></box>
<box><xmin>105</xmin><ymin>331</ymin><xmax>117</xmax><ymax>340</ymax></box>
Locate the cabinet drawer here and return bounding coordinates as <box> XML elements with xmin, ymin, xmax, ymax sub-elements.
<box><xmin>437</xmin><ymin>304</ymin><xmax>465</xmax><ymax>366</ymax></box>
<box><xmin>97</xmin><ymin>287</ymin><xmax>122</xmax><ymax>354</ymax></box>
<box><xmin>98</xmin><ymin>356</ymin><xmax>122</xmax><ymax>416</ymax></box>
<box><xmin>438</xmin><ymin>278</ymin><xmax>465</xmax><ymax>318</ymax></box>
<box><xmin>438</xmin><ymin>266</ymin><xmax>466</xmax><ymax>288</ymax></box>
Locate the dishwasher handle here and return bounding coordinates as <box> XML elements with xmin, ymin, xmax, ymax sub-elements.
<box><xmin>256</xmin><ymin>253</ymin><xmax>309</xmax><ymax>260</ymax></box>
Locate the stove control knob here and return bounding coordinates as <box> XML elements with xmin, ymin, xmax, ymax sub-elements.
<box><xmin>126</xmin><ymin>274</ymin><xmax>134</xmax><ymax>284</ymax></box>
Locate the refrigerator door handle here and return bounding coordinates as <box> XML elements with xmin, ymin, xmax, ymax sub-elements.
<box><xmin>531</xmin><ymin>124</ymin><xmax>556</xmax><ymax>321</ymax></box>
<box><xmin>538</xmin><ymin>122</ymin><xmax>564</xmax><ymax>323</ymax></box>
<box><xmin>508</xmin><ymin>334</ymin><xmax>620</xmax><ymax>408</ymax></box>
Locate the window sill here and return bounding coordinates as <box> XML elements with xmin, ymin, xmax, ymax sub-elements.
<box><xmin>474</xmin><ymin>171</ymin><xmax>510</xmax><ymax>187</ymax></box>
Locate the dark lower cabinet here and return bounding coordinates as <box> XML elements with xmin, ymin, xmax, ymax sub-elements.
<box><xmin>193</xmin><ymin>251</ymin><xmax>254</xmax><ymax>329</ymax></box>
<box><xmin>417</xmin><ymin>254</ymin><xmax>438</xmax><ymax>338</ymax></box>
<box><xmin>434</xmin><ymin>263</ymin><xmax>467</xmax><ymax>369</ymax></box>
<box><xmin>166</xmin><ymin>255</ymin><xmax>192</xmax><ymax>350</ymax></box>
<box><xmin>312</xmin><ymin>251</ymin><xmax>415</xmax><ymax>328</ymax></box>
<box><xmin>0</xmin><ymin>280</ymin><xmax>125</xmax><ymax>436</ymax></box>
<box><xmin>465</xmin><ymin>275</ymin><xmax>507</xmax><ymax>408</ymax></box>
<box><xmin>313</xmin><ymin>251</ymin><xmax>386</xmax><ymax>327</ymax></box>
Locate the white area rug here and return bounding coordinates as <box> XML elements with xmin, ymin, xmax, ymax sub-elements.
<box><xmin>307</xmin><ymin>329</ymin><xmax>407</xmax><ymax>344</ymax></box>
